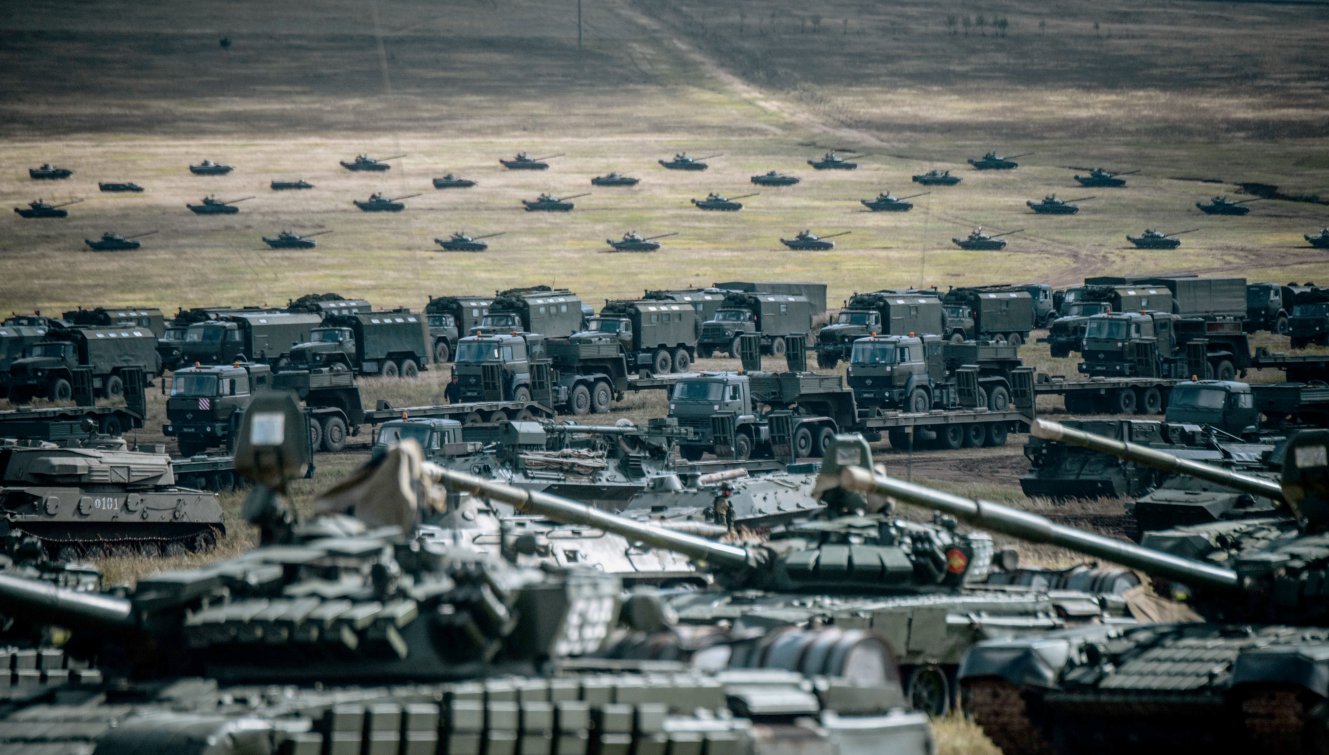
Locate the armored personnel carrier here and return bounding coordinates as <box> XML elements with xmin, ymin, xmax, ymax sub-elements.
<box><xmin>0</xmin><ymin>438</ymin><xmax>224</xmax><ymax>554</ymax></box>
<box><xmin>270</xmin><ymin>178</ymin><xmax>313</xmax><ymax>190</ymax></box>
<box><xmin>839</xmin><ymin>419</ymin><xmax>1329</xmax><ymax>755</ymax></box>
<box><xmin>1027</xmin><ymin>194</ymin><xmax>1093</xmax><ymax>214</ymax></box>
<box><xmin>1197</xmin><ymin>195</ymin><xmax>1260</xmax><ymax>215</ymax></box>
<box><xmin>1305</xmin><ymin>228</ymin><xmax>1329</xmax><ymax>248</ymax></box>
<box><xmin>808</xmin><ymin>151</ymin><xmax>859</xmax><ymax>170</ymax></box>
<box><xmin>436</xmin><ymin>231</ymin><xmax>502</xmax><ymax>252</ymax></box>
<box><xmin>263</xmin><ymin>230</ymin><xmax>331</xmax><ymax>249</ymax></box>
<box><xmin>659</xmin><ymin>152</ymin><xmax>718</xmax><ymax>170</ymax></box>
<box><xmin>862</xmin><ymin>191</ymin><xmax>927</xmax><ymax>212</ymax></box>
<box><xmin>522</xmin><ymin>192</ymin><xmax>587</xmax><ymax>211</ymax></box>
<box><xmin>14</xmin><ymin>198</ymin><xmax>81</xmax><ymax>218</ymax></box>
<box><xmin>607</xmin><ymin>231</ymin><xmax>676</xmax><ymax>252</ymax></box>
<box><xmin>500</xmin><ymin>151</ymin><xmax>561</xmax><ymax>169</ymax></box>
<box><xmin>28</xmin><ymin>163</ymin><xmax>72</xmax><ymax>180</ymax></box>
<box><xmin>188</xmin><ymin>159</ymin><xmax>232</xmax><ymax>175</ymax></box>
<box><xmin>781</xmin><ymin>230</ymin><xmax>850</xmax><ymax>250</ymax></box>
<box><xmin>84</xmin><ymin>230</ymin><xmax>156</xmax><ymax>251</ymax></box>
<box><xmin>354</xmin><ymin>192</ymin><xmax>420</xmax><ymax>212</ymax></box>
<box><xmin>691</xmin><ymin>192</ymin><xmax>755</xmax><ymax>211</ymax></box>
<box><xmin>591</xmin><ymin>171</ymin><xmax>639</xmax><ymax>186</ymax></box>
<box><xmin>98</xmin><ymin>181</ymin><xmax>143</xmax><ymax>192</ymax></box>
<box><xmin>751</xmin><ymin>170</ymin><xmax>799</xmax><ymax>186</ymax></box>
<box><xmin>952</xmin><ymin>227</ymin><xmax>1020</xmax><ymax>250</ymax></box>
<box><xmin>968</xmin><ymin>151</ymin><xmax>1030</xmax><ymax>170</ymax></box>
<box><xmin>432</xmin><ymin>173</ymin><xmax>476</xmax><ymax>188</ymax></box>
<box><xmin>1127</xmin><ymin>227</ymin><xmax>1196</xmax><ymax>249</ymax></box>
<box><xmin>1074</xmin><ymin>167</ymin><xmax>1138</xmax><ymax>187</ymax></box>
<box><xmin>186</xmin><ymin>194</ymin><xmax>253</xmax><ymax>214</ymax></box>
<box><xmin>912</xmin><ymin>169</ymin><xmax>961</xmax><ymax>186</ymax></box>
<box><xmin>339</xmin><ymin>153</ymin><xmax>403</xmax><ymax>171</ymax></box>
<box><xmin>0</xmin><ymin>393</ymin><xmax>935</xmax><ymax>754</ymax></box>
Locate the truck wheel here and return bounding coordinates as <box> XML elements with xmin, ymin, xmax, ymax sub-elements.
<box><xmin>793</xmin><ymin>426</ymin><xmax>815</xmax><ymax>458</ymax></box>
<box><xmin>817</xmin><ymin>352</ymin><xmax>838</xmax><ymax>369</ymax></box>
<box><xmin>1275</xmin><ymin>314</ymin><xmax>1289</xmax><ymax>335</ymax></box>
<box><xmin>308</xmin><ymin>420</ymin><xmax>323</xmax><ymax>453</ymax></box>
<box><xmin>734</xmin><ymin>432</ymin><xmax>753</xmax><ymax>461</ymax></box>
<box><xmin>673</xmin><ymin>348</ymin><xmax>691</xmax><ymax>373</ymax></box>
<box><xmin>51</xmin><ymin>378</ymin><xmax>73</xmax><ymax>402</ymax></box>
<box><xmin>940</xmin><ymin>425</ymin><xmax>965</xmax><ymax>450</ymax></box>
<box><xmin>322</xmin><ymin>416</ymin><xmax>347</xmax><ymax>452</ymax></box>
<box><xmin>987</xmin><ymin>385</ymin><xmax>1010</xmax><ymax>412</ymax></box>
<box><xmin>1113</xmin><ymin>388</ymin><xmax>1138</xmax><ymax>414</ymax></box>
<box><xmin>591</xmin><ymin>381</ymin><xmax>613</xmax><ymax>413</ymax></box>
<box><xmin>1050</xmin><ymin>345</ymin><xmax>1070</xmax><ymax>358</ymax></box>
<box><xmin>1141</xmin><ymin>387</ymin><xmax>1163</xmax><ymax>414</ymax></box>
<box><xmin>728</xmin><ymin>336</ymin><xmax>743</xmax><ymax>358</ymax></box>
<box><xmin>985</xmin><ymin>423</ymin><xmax>1009</xmax><ymax>447</ymax></box>
<box><xmin>680</xmin><ymin>445</ymin><xmax>705</xmax><ymax>462</ymax></box>
<box><xmin>462</xmin><ymin>412</ymin><xmax>483</xmax><ymax>425</ymax></box>
<box><xmin>1213</xmin><ymin>359</ymin><xmax>1236</xmax><ymax>381</ymax></box>
<box><xmin>698</xmin><ymin>345</ymin><xmax>714</xmax><ymax>359</ymax></box>
<box><xmin>887</xmin><ymin>428</ymin><xmax>912</xmax><ymax>450</ymax></box>
<box><xmin>513</xmin><ymin>386</ymin><xmax>532</xmax><ymax>404</ymax></box>
<box><xmin>400</xmin><ymin>359</ymin><xmax>419</xmax><ymax>378</ymax></box>
<box><xmin>570</xmin><ymin>384</ymin><xmax>592</xmax><ymax>416</ymax></box>
<box><xmin>949</xmin><ymin>332</ymin><xmax>965</xmax><ymax>344</ymax></box>
<box><xmin>815</xmin><ymin>426</ymin><xmax>836</xmax><ymax>456</ymax></box>
<box><xmin>104</xmin><ymin>374</ymin><xmax>124</xmax><ymax>400</ymax></box>
<box><xmin>992</xmin><ymin>334</ymin><xmax>1007</xmax><ymax>345</ymax></box>
<box><xmin>381</xmin><ymin>361</ymin><xmax>399</xmax><ymax>378</ymax></box>
<box><xmin>963</xmin><ymin>423</ymin><xmax>986</xmax><ymax>448</ymax></box>
<box><xmin>100</xmin><ymin>414</ymin><xmax>123</xmax><ymax>435</ymax></box>
<box><xmin>178</xmin><ymin>439</ymin><xmax>205</xmax><ymax>457</ymax></box>
<box><xmin>908</xmin><ymin>388</ymin><xmax>930</xmax><ymax>413</ymax></box>
<box><xmin>770</xmin><ymin>337</ymin><xmax>786</xmax><ymax>356</ymax></box>
<box><xmin>653</xmin><ymin>349</ymin><xmax>673</xmax><ymax>375</ymax></box>
<box><xmin>434</xmin><ymin>341</ymin><xmax>452</xmax><ymax>363</ymax></box>
<box><xmin>8</xmin><ymin>388</ymin><xmax>32</xmax><ymax>403</ymax></box>
<box><xmin>1006</xmin><ymin>333</ymin><xmax>1023</xmax><ymax>348</ymax></box>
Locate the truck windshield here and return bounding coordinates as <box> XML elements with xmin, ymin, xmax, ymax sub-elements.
<box><xmin>427</xmin><ymin>314</ymin><xmax>453</xmax><ymax>328</ymax></box>
<box><xmin>585</xmin><ymin>318</ymin><xmax>623</xmax><ymax>333</ymax></box>
<box><xmin>160</xmin><ymin>327</ymin><xmax>186</xmax><ymax>343</ymax></box>
<box><xmin>1293</xmin><ymin>303</ymin><xmax>1329</xmax><ymax>317</ymax></box>
<box><xmin>480</xmin><ymin>313</ymin><xmax>520</xmax><ymax>329</ymax></box>
<box><xmin>713</xmin><ymin>310</ymin><xmax>750</xmax><ymax>322</ymax></box>
<box><xmin>1085</xmin><ymin>319</ymin><xmax>1130</xmax><ymax>340</ymax></box>
<box><xmin>836</xmin><ymin>311</ymin><xmax>873</xmax><ymax>325</ymax></box>
<box><xmin>1067</xmin><ymin>302</ymin><xmax>1108</xmax><ymax>317</ymax></box>
<box><xmin>850</xmin><ymin>342</ymin><xmax>897</xmax><ymax>365</ymax></box>
<box><xmin>26</xmin><ymin>342</ymin><xmax>73</xmax><ymax>358</ymax></box>
<box><xmin>1169</xmin><ymin>386</ymin><xmax>1227</xmax><ymax>410</ymax></box>
<box><xmin>377</xmin><ymin>423</ymin><xmax>435</xmax><ymax>448</ymax></box>
<box><xmin>171</xmin><ymin>373</ymin><xmax>219</xmax><ymax>397</ymax></box>
<box><xmin>455</xmin><ymin>340</ymin><xmax>509</xmax><ymax>362</ymax></box>
<box><xmin>311</xmin><ymin>328</ymin><xmax>348</xmax><ymax>343</ymax></box>
<box><xmin>186</xmin><ymin>324</ymin><xmax>226</xmax><ymax>342</ymax></box>
<box><xmin>943</xmin><ymin>305</ymin><xmax>968</xmax><ymax>319</ymax></box>
<box><xmin>672</xmin><ymin>381</ymin><xmax>724</xmax><ymax>401</ymax></box>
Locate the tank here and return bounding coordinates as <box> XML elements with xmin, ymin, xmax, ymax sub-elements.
<box><xmin>912</xmin><ymin>169</ymin><xmax>961</xmax><ymax>186</ymax></box>
<box><xmin>952</xmin><ymin>227</ymin><xmax>1020</xmax><ymax>250</ymax></box>
<box><xmin>434</xmin><ymin>437</ymin><xmax>1142</xmax><ymax>717</ymax></box>
<box><xmin>1074</xmin><ymin>167</ymin><xmax>1138</xmax><ymax>187</ymax></box>
<box><xmin>14</xmin><ymin>198</ymin><xmax>82</xmax><ymax>218</ymax></box>
<box><xmin>1305</xmin><ymin>228</ymin><xmax>1329</xmax><ymax>249</ymax></box>
<box><xmin>500</xmin><ymin>151</ymin><xmax>562</xmax><ymax>169</ymax></box>
<box><xmin>1026</xmin><ymin>194</ymin><xmax>1093</xmax><ymax>215</ymax></box>
<box><xmin>98</xmin><ymin>181</ymin><xmax>143</xmax><ymax>192</ymax></box>
<box><xmin>186</xmin><ymin>194</ymin><xmax>254</xmax><ymax>215</ymax></box>
<box><xmin>339</xmin><ymin>153</ymin><xmax>403</xmax><ymax>171</ymax></box>
<box><xmin>967</xmin><ymin>151</ymin><xmax>1031</xmax><ymax>170</ymax></box>
<box><xmin>750</xmin><ymin>170</ymin><xmax>800</xmax><ymax>186</ymax></box>
<box><xmin>659</xmin><ymin>153</ymin><xmax>719</xmax><ymax>170</ymax></box>
<box><xmin>354</xmin><ymin>192</ymin><xmax>420</xmax><ymax>212</ymax></box>
<box><xmin>28</xmin><ymin>163</ymin><xmax>73</xmax><ymax>180</ymax></box>
<box><xmin>861</xmin><ymin>192</ymin><xmax>928</xmax><ymax>212</ymax></box>
<box><xmin>522</xmin><ymin>192</ymin><xmax>588</xmax><ymax>212</ymax></box>
<box><xmin>188</xmin><ymin>159</ymin><xmax>232</xmax><ymax>175</ymax></box>
<box><xmin>0</xmin><ymin>438</ymin><xmax>224</xmax><ymax>555</ymax></box>
<box><xmin>263</xmin><ymin>230</ymin><xmax>331</xmax><ymax>249</ymax></box>
<box><xmin>432</xmin><ymin>173</ymin><xmax>476</xmax><ymax>188</ymax></box>
<box><xmin>607</xmin><ymin>231</ymin><xmax>676</xmax><ymax>252</ymax></box>
<box><xmin>0</xmin><ymin>394</ymin><xmax>935</xmax><ymax>755</ymax></box>
<box><xmin>1196</xmin><ymin>195</ymin><xmax>1259</xmax><ymax>215</ymax></box>
<box><xmin>84</xmin><ymin>230</ymin><xmax>156</xmax><ymax>251</ymax></box>
<box><xmin>837</xmin><ymin>419</ymin><xmax>1329</xmax><ymax>754</ymax></box>
<box><xmin>270</xmin><ymin>178</ymin><xmax>313</xmax><ymax>190</ymax></box>
<box><xmin>436</xmin><ymin>231</ymin><xmax>503</xmax><ymax>252</ymax></box>
<box><xmin>808</xmin><ymin>151</ymin><xmax>859</xmax><ymax>170</ymax></box>
<box><xmin>691</xmin><ymin>192</ymin><xmax>756</xmax><ymax>211</ymax></box>
<box><xmin>781</xmin><ymin>230</ymin><xmax>851</xmax><ymax>250</ymax></box>
<box><xmin>1127</xmin><ymin>227</ymin><xmax>1196</xmax><ymax>249</ymax></box>
<box><xmin>591</xmin><ymin>171</ymin><xmax>639</xmax><ymax>186</ymax></box>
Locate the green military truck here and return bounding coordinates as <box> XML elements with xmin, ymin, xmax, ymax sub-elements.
<box><xmin>1079</xmin><ymin>312</ymin><xmax>1251</xmax><ymax>381</ymax></box>
<box><xmin>287</xmin><ymin>309</ymin><xmax>430</xmax><ymax>377</ymax></box>
<box><xmin>0</xmin><ymin>320</ymin><xmax>50</xmax><ymax>398</ymax></box>
<box><xmin>164</xmin><ymin>363</ymin><xmax>364</xmax><ymax>454</ymax></box>
<box><xmin>424</xmin><ymin>294</ymin><xmax>493</xmax><ymax>363</ymax></box>
<box><xmin>574</xmin><ymin>299</ymin><xmax>698</xmax><ymax>374</ymax></box>
<box><xmin>61</xmin><ymin>306</ymin><xmax>166</xmax><ymax>337</ymax></box>
<box><xmin>846</xmin><ymin>335</ymin><xmax>1024</xmax><ymax>412</ymax></box>
<box><xmin>181</xmin><ymin>311</ymin><xmax>322</xmax><ymax>366</ymax></box>
<box><xmin>815</xmin><ymin>291</ymin><xmax>944</xmax><ymax>368</ymax></box>
<box><xmin>470</xmin><ymin>286</ymin><xmax>584</xmax><ymax>337</ymax></box>
<box><xmin>941</xmin><ymin>286</ymin><xmax>1036</xmax><ymax>345</ymax></box>
<box><xmin>1086</xmin><ymin>275</ymin><xmax>1247</xmax><ymax>321</ymax></box>
<box><xmin>642</xmin><ymin>288</ymin><xmax>731</xmax><ymax>334</ymax></box>
<box><xmin>697</xmin><ymin>292</ymin><xmax>814</xmax><ymax>358</ymax></box>
<box><xmin>454</xmin><ymin>333</ymin><xmax>629</xmax><ymax>415</ymax></box>
<box><xmin>1288</xmin><ymin>286</ymin><xmax>1329</xmax><ymax>348</ymax></box>
<box><xmin>6</xmin><ymin>325</ymin><xmax>160</xmax><ymax>402</ymax></box>
<box><xmin>285</xmin><ymin>292</ymin><xmax>372</xmax><ymax>317</ymax></box>
<box><xmin>713</xmin><ymin>280</ymin><xmax>829</xmax><ymax>317</ymax></box>
<box><xmin>1245</xmin><ymin>282</ymin><xmax>1314</xmax><ymax>335</ymax></box>
<box><xmin>1043</xmin><ymin>284</ymin><xmax>1172</xmax><ymax>357</ymax></box>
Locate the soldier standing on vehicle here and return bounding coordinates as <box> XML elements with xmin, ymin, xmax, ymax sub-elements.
<box><xmin>444</xmin><ymin>373</ymin><xmax>461</xmax><ymax>404</ymax></box>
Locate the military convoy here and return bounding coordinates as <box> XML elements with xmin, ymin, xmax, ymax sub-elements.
<box><xmin>575</xmin><ymin>299</ymin><xmax>697</xmax><ymax>374</ymax></box>
<box><xmin>287</xmin><ymin>310</ymin><xmax>430</xmax><ymax>377</ymax></box>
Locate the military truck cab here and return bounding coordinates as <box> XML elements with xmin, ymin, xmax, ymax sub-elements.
<box><xmin>697</xmin><ymin>292</ymin><xmax>813</xmax><ymax>358</ymax></box>
<box><xmin>848</xmin><ymin>335</ymin><xmax>1019</xmax><ymax>412</ymax></box>
<box><xmin>575</xmin><ymin>299</ymin><xmax>697</xmax><ymax>374</ymax></box>
<box><xmin>940</xmin><ymin>304</ymin><xmax>974</xmax><ymax>342</ymax></box>
<box><xmin>1079</xmin><ymin>312</ymin><xmax>1249</xmax><ymax>380</ymax></box>
<box><xmin>1288</xmin><ymin>287</ymin><xmax>1329</xmax><ymax>348</ymax></box>
<box><xmin>7</xmin><ymin>325</ymin><xmax>160</xmax><ymax>402</ymax></box>
<box><xmin>164</xmin><ymin>363</ymin><xmax>272</xmax><ymax>455</ymax></box>
<box><xmin>668</xmin><ymin>373</ymin><xmax>762</xmax><ymax>459</ymax></box>
<box><xmin>286</xmin><ymin>310</ymin><xmax>429</xmax><ymax>378</ymax></box>
<box><xmin>454</xmin><ymin>333</ymin><xmax>627</xmax><ymax>416</ymax></box>
<box><xmin>371</xmin><ymin>417</ymin><xmax>469</xmax><ymax>461</ymax></box>
<box><xmin>468</xmin><ymin>287</ymin><xmax>584</xmax><ymax>338</ymax></box>
<box><xmin>182</xmin><ymin>311</ymin><xmax>321</xmax><ymax>367</ymax></box>
<box><xmin>815</xmin><ymin>292</ymin><xmax>944</xmax><ymax>368</ymax></box>
<box><xmin>425</xmin><ymin>295</ymin><xmax>493</xmax><ymax>364</ymax></box>
<box><xmin>1164</xmin><ymin>381</ymin><xmax>1259</xmax><ymax>436</ymax></box>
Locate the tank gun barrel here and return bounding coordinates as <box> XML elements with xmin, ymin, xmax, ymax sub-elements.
<box><xmin>560</xmin><ymin>193</ymin><xmax>592</xmax><ymax>200</ymax></box>
<box><xmin>424</xmin><ymin>464</ymin><xmax>754</xmax><ymax>569</ymax></box>
<box><xmin>390</xmin><ymin>194</ymin><xmax>423</xmax><ymax>201</ymax></box>
<box><xmin>1007</xmin><ymin>153</ymin><xmax>1034</xmax><ymax>159</ymax></box>
<box><xmin>836</xmin><ymin>465</ymin><xmax>1241</xmax><ymax>592</ymax></box>
<box><xmin>992</xmin><ymin>229</ymin><xmax>1024</xmax><ymax>238</ymax></box>
<box><xmin>644</xmin><ymin>232</ymin><xmax>679</xmax><ymax>240</ymax></box>
<box><xmin>473</xmin><ymin>232</ymin><xmax>505</xmax><ymax>240</ymax></box>
<box><xmin>52</xmin><ymin>199</ymin><xmax>85</xmax><ymax>208</ymax></box>
<box><xmin>225</xmin><ymin>196</ymin><xmax>256</xmax><ymax>205</ymax></box>
<box><xmin>820</xmin><ymin>231</ymin><xmax>853</xmax><ymax>239</ymax></box>
<box><xmin>1117</xmin><ymin>169</ymin><xmax>1142</xmax><ymax>176</ymax></box>
<box><xmin>303</xmin><ymin>230</ymin><xmax>334</xmax><ymax>237</ymax></box>
<box><xmin>729</xmin><ymin>193</ymin><xmax>759</xmax><ymax>200</ymax></box>
<box><xmin>1235</xmin><ymin>197</ymin><xmax>1264</xmax><ymax>204</ymax></box>
<box><xmin>696</xmin><ymin>154</ymin><xmax>723</xmax><ymax>161</ymax></box>
<box><xmin>0</xmin><ymin>572</ymin><xmax>136</xmax><ymax>632</ymax></box>
<box><xmin>379</xmin><ymin>154</ymin><xmax>407</xmax><ymax>161</ymax></box>
<box><xmin>1065</xmin><ymin>196</ymin><xmax>1097</xmax><ymax>203</ymax></box>
<box><xmin>898</xmin><ymin>192</ymin><xmax>931</xmax><ymax>201</ymax></box>
<box><xmin>128</xmin><ymin>230</ymin><xmax>159</xmax><ymax>239</ymax></box>
<box><xmin>1031</xmin><ymin>419</ymin><xmax>1285</xmax><ymax>503</ymax></box>
<box><xmin>533</xmin><ymin>154</ymin><xmax>565</xmax><ymax>161</ymax></box>
<box><xmin>1166</xmin><ymin>229</ymin><xmax>1201</xmax><ymax>237</ymax></box>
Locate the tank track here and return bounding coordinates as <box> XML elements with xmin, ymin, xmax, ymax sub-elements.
<box><xmin>13</xmin><ymin>525</ymin><xmax>220</xmax><ymax>557</ymax></box>
<box><xmin>964</xmin><ymin>679</ymin><xmax>1054</xmax><ymax>755</ymax></box>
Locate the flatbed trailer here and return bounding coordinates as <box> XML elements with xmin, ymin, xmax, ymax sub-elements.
<box><xmin>171</xmin><ymin>454</ymin><xmax>246</xmax><ymax>491</ymax></box>
<box><xmin>365</xmin><ymin>400</ymin><xmax>555</xmax><ymax>426</ymax></box>
<box><xmin>1251</xmin><ymin>348</ymin><xmax>1329</xmax><ymax>383</ymax></box>
<box><xmin>1033</xmin><ymin>374</ymin><xmax>1186</xmax><ymax>415</ymax></box>
<box><xmin>0</xmin><ymin>404</ymin><xmax>144</xmax><ymax>439</ymax></box>
<box><xmin>856</xmin><ymin>406</ymin><xmax>1033</xmax><ymax>450</ymax></box>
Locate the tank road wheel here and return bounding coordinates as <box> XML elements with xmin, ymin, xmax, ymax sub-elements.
<box><xmin>734</xmin><ymin>432</ymin><xmax>753</xmax><ymax>462</ymax></box>
<box><xmin>570</xmin><ymin>384</ymin><xmax>592</xmax><ymax>416</ymax></box>
<box><xmin>1140</xmin><ymin>386</ymin><xmax>1163</xmax><ymax>414</ymax></box>
<box><xmin>1112</xmin><ymin>388</ymin><xmax>1138</xmax><ymax>414</ymax></box>
<box><xmin>906</xmin><ymin>665</ymin><xmax>953</xmax><ymax>717</ymax></box>
<box><xmin>770</xmin><ymin>336</ymin><xmax>786</xmax><ymax>357</ymax></box>
<box><xmin>987</xmin><ymin>385</ymin><xmax>1010</xmax><ymax>412</ymax></box>
<box><xmin>672</xmin><ymin>348</ymin><xmax>691</xmax><ymax>373</ymax></box>
<box><xmin>1214</xmin><ymin>359</ymin><xmax>1236</xmax><ymax>382</ymax></box>
<box><xmin>1275</xmin><ymin>314</ymin><xmax>1290</xmax><ymax>335</ymax></box>
<box><xmin>793</xmin><ymin>425</ymin><xmax>815</xmax><ymax>458</ymax></box>
<box><xmin>985</xmin><ymin>422</ymin><xmax>1009</xmax><ymax>447</ymax></box>
<box><xmin>908</xmin><ymin>388</ymin><xmax>930</xmax><ymax>414</ymax></box>
<box><xmin>400</xmin><ymin>359</ymin><xmax>419</xmax><ymax>378</ymax></box>
<box><xmin>653</xmin><ymin>349</ymin><xmax>673</xmax><ymax>375</ymax></box>
<box><xmin>512</xmin><ymin>386</ymin><xmax>532</xmax><ymax>404</ymax></box>
<box><xmin>591</xmin><ymin>381</ymin><xmax>613</xmax><ymax>414</ymax></box>
<box><xmin>322</xmin><ymin>416</ymin><xmax>348</xmax><ymax>453</ymax></box>
<box><xmin>104</xmin><ymin>374</ymin><xmax>125</xmax><ymax>400</ymax></box>
<box><xmin>728</xmin><ymin>336</ymin><xmax>744</xmax><ymax>358</ymax></box>
<box><xmin>815</xmin><ymin>426</ymin><xmax>836</xmax><ymax>456</ymax></box>
<box><xmin>51</xmin><ymin>378</ymin><xmax>73</xmax><ymax>402</ymax></box>
<box><xmin>1006</xmin><ymin>333</ymin><xmax>1023</xmax><ymax>348</ymax></box>
<box><xmin>381</xmin><ymin>361</ymin><xmax>400</xmax><ymax>378</ymax></box>
<box><xmin>940</xmin><ymin>424</ymin><xmax>965</xmax><ymax>450</ymax></box>
<box><xmin>434</xmin><ymin>340</ymin><xmax>451</xmax><ymax>364</ymax></box>
<box><xmin>963</xmin><ymin>423</ymin><xmax>986</xmax><ymax>448</ymax></box>
<box><xmin>308</xmin><ymin>419</ymin><xmax>323</xmax><ymax>453</ymax></box>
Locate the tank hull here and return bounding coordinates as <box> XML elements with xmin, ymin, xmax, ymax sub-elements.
<box><xmin>85</xmin><ymin>239</ymin><xmax>140</xmax><ymax>251</ymax></box>
<box><xmin>591</xmin><ymin>176</ymin><xmax>639</xmax><ymax>186</ymax></box>
<box><xmin>29</xmin><ymin>168</ymin><xmax>73</xmax><ymax>180</ymax></box>
<box><xmin>522</xmin><ymin>201</ymin><xmax>574</xmax><ymax>211</ymax></box>
<box><xmin>953</xmin><ymin>238</ymin><xmax>1007</xmax><ymax>250</ymax></box>
<box><xmin>1305</xmin><ymin>234</ymin><xmax>1329</xmax><ymax>248</ymax></box>
<box><xmin>693</xmin><ymin>201</ymin><xmax>742</xmax><ymax>211</ymax></box>
<box><xmin>1074</xmin><ymin>175</ymin><xmax>1127</xmax><ymax>187</ymax></box>
<box><xmin>751</xmin><ymin>175</ymin><xmax>799</xmax><ymax>186</ymax></box>
<box><xmin>433</xmin><ymin>178</ymin><xmax>476</xmax><ymax>188</ymax></box>
<box><xmin>781</xmin><ymin>239</ymin><xmax>835</xmax><ymax>250</ymax></box>
<box><xmin>1128</xmin><ymin>236</ymin><xmax>1182</xmax><ymax>249</ymax></box>
<box><xmin>354</xmin><ymin>201</ymin><xmax>406</xmax><ymax>212</ymax></box>
<box><xmin>263</xmin><ymin>237</ymin><xmax>317</xmax><ymax>249</ymax></box>
<box><xmin>189</xmin><ymin>165</ymin><xmax>232</xmax><ymax>175</ymax></box>
<box><xmin>340</xmin><ymin>161</ymin><xmax>390</xmax><ymax>171</ymax></box>
<box><xmin>809</xmin><ymin>160</ymin><xmax>858</xmax><ymax>170</ymax></box>
<box><xmin>608</xmin><ymin>241</ymin><xmax>661</xmax><ymax>252</ymax></box>
<box><xmin>913</xmin><ymin>174</ymin><xmax>961</xmax><ymax>185</ymax></box>
<box><xmin>1028</xmin><ymin>203</ymin><xmax>1080</xmax><ymax>215</ymax></box>
<box><xmin>187</xmin><ymin>204</ymin><xmax>240</xmax><ymax>214</ymax></box>
<box><xmin>15</xmin><ymin>207</ymin><xmax>68</xmax><ymax>218</ymax></box>
<box><xmin>270</xmin><ymin>180</ymin><xmax>313</xmax><ymax>190</ymax></box>
<box><xmin>969</xmin><ymin>159</ymin><xmax>1019</xmax><ymax>170</ymax></box>
<box><xmin>501</xmin><ymin>160</ymin><xmax>549</xmax><ymax>170</ymax></box>
<box><xmin>1197</xmin><ymin>203</ymin><xmax>1251</xmax><ymax>215</ymax></box>
<box><xmin>862</xmin><ymin>200</ymin><xmax>913</xmax><ymax>212</ymax></box>
<box><xmin>99</xmin><ymin>182</ymin><xmax>143</xmax><ymax>192</ymax></box>
<box><xmin>659</xmin><ymin>160</ymin><xmax>707</xmax><ymax>171</ymax></box>
<box><xmin>437</xmin><ymin>239</ymin><xmax>488</xmax><ymax>252</ymax></box>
